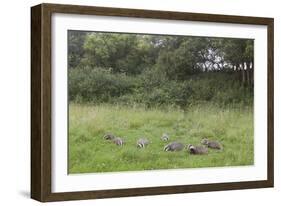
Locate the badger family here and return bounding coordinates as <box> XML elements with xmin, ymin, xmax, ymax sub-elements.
<box><xmin>103</xmin><ymin>133</ymin><xmax>223</xmax><ymax>156</ymax></box>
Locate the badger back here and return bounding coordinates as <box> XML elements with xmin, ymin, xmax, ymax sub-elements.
<box><xmin>189</xmin><ymin>145</ymin><xmax>208</xmax><ymax>155</ymax></box>
<box><xmin>208</xmin><ymin>141</ymin><xmax>222</xmax><ymax>150</ymax></box>
<box><xmin>169</xmin><ymin>142</ymin><xmax>184</xmax><ymax>151</ymax></box>
<box><xmin>113</xmin><ymin>137</ymin><xmax>124</xmax><ymax>146</ymax></box>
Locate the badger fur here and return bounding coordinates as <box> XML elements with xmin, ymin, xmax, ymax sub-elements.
<box><xmin>164</xmin><ymin>142</ymin><xmax>184</xmax><ymax>152</ymax></box>
<box><xmin>201</xmin><ymin>138</ymin><xmax>223</xmax><ymax>150</ymax></box>
<box><xmin>161</xmin><ymin>133</ymin><xmax>169</xmax><ymax>141</ymax></box>
<box><xmin>137</xmin><ymin>138</ymin><xmax>150</xmax><ymax>148</ymax></box>
<box><xmin>103</xmin><ymin>133</ymin><xmax>116</xmax><ymax>140</ymax></box>
<box><xmin>187</xmin><ymin>144</ymin><xmax>208</xmax><ymax>155</ymax></box>
<box><xmin>112</xmin><ymin>137</ymin><xmax>124</xmax><ymax>146</ymax></box>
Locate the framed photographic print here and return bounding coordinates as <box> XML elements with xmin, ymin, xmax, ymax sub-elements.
<box><xmin>31</xmin><ymin>3</ymin><xmax>274</xmax><ymax>202</ymax></box>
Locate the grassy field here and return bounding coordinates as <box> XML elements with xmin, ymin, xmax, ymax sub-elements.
<box><xmin>68</xmin><ymin>103</ymin><xmax>254</xmax><ymax>174</ymax></box>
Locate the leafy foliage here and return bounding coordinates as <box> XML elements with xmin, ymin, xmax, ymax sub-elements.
<box><xmin>69</xmin><ymin>67</ymin><xmax>252</xmax><ymax>108</ymax></box>
<box><xmin>69</xmin><ymin>67</ymin><xmax>136</xmax><ymax>103</ymax></box>
<box><xmin>68</xmin><ymin>31</ymin><xmax>254</xmax><ymax>108</ymax></box>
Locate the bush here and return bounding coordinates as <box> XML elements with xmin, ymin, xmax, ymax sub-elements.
<box><xmin>69</xmin><ymin>66</ymin><xmax>253</xmax><ymax>108</ymax></box>
<box><xmin>69</xmin><ymin>67</ymin><xmax>136</xmax><ymax>103</ymax></box>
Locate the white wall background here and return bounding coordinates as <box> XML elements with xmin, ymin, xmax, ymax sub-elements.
<box><xmin>0</xmin><ymin>0</ymin><xmax>279</xmax><ymax>205</ymax></box>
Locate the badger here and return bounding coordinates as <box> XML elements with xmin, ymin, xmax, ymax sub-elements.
<box><xmin>161</xmin><ymin>133</ymin><xmax>169</xmax><ymax>141</ymax></box>
<box><xmin>201</xmin><ymin>138</ymin><xmax>223</xmax><ymax>150</ymax></box>
<box><xmin>187</xmin><ymin>144</ymin><xmax>208</xmax><ymax>155</ymax></box>
<box><xmin>112</xmin><ymin>137</ymin><xmax>124</xmax><ymax>146</ymax></box>
<box><xmin>103</xmin><ymin>133</ymin><xmax>116</xmax><ymax>140</ymax></box>
<box><xmin>137</xmin><ymin>138</ymin><xmax>150</xmax><ymax>148</ymax></box>
<box><xmin>164</xmin><ymin>142</ymin><xmax>184</xmax><ymax>152</ymax></box>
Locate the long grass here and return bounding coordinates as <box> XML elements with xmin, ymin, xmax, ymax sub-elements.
<box><xmin>68</xmin><ymin>103</ymin><xmax>253</xmax><ymax>173</ymax></box>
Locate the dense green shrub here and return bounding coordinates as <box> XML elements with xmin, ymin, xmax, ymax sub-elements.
<box><xmin>69</xmin><ymin>66</ymin><xmax>253</xmax><ymax>108</ymax></box>
<box><xmin>69</xmin><ymin>67</ymin><xmax>136</xmax><ymax>103</ymax></box>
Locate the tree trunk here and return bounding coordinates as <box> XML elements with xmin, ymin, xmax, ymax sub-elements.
<box><xmin>251</xmin><ymin>61</ymin><xmax>254</xmax><ymax>86</ymax></box>
<box><xmin>236</xmin><ymin>64</ymin><xmax>241</xmax><ymax>82</ymax></box>
<box><xmin>246</xmin><ymin>62</ymin><xmax>250</xmax><ymax>85</ymax></box>
<box><xmin>241</xmin><ymin>64</ymin><xmax>246</xmax><ymax>85</ymax></box>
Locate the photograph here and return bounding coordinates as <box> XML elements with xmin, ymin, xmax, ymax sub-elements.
<box><xmin>67</xmin><ymin>30</ymin><xmax>254</xmax><ymax>174</ymax></box>
<box><xmin>31</xmin><ymin>3</ymin><xmax>273</xmax><ymax>201</ymax></box>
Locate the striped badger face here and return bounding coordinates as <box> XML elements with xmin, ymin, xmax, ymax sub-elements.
<box><xmin>137</xmin><ymin>138</ymin><xmax>149</xmax><ymax>148</ymax></box>
<box><xmin>187</xmin><ymin>144</ymin><xmax>195</xmax><ymax>152</ymax></box>
<box><xmin>103</xmin><ymin>133</ymin><xmax>115</xmax><ymax>140</ymax></box>
<box><xmin>161</xmin><ymin>133</ymin><xmax>169</xmax><ymax>141</ymax></box>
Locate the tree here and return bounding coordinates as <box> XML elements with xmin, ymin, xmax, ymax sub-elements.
<box><xmin>156</xmin><ymin>37</ymin><xmax>204</xmax><ymax>80</ymax></box>
<box><xmin>82</xmin><ymin>33</ymin><xmax>153</xmax><ymax>75</ymax></box>
<box><xmin>219</xmin><ymin>38</ymin><xmax>254</xmax><ymax>85</ymax></box>
<box><xmin>68</xmin><ymin>31</ymin><xmax>88</xmax><ymax>68</ymax></box>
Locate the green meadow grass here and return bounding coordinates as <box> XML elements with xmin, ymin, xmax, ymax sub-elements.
<box><xmin>68</xmin><ymin>103</ymin><xmax>254</xmax><ymax>173</ymax></box>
